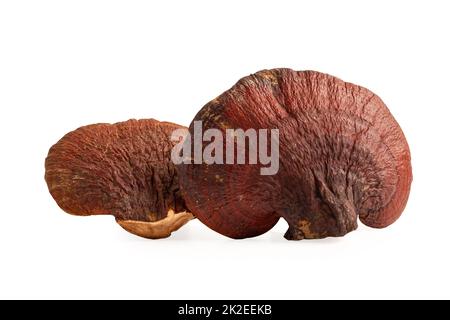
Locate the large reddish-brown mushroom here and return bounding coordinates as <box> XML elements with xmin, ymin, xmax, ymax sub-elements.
<box><xmin>177</xmin><ymin>69</ymin><xmax>412</xmax><ymax>240</ymax></box>
<box><xmin>45</xmin><ymin>119</ymin><xmax>193</xmax><ymax>239</ymax></box>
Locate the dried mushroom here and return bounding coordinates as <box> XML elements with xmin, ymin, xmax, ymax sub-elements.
<box><xmin>45</xmin><ymin>119</ymin><xmax>193</xmax><ymax>239</ymax></box>
<box><xmin>177</xmin><ymin>69</ymin><xmax>412</xmax><ymax>240</ymax></box>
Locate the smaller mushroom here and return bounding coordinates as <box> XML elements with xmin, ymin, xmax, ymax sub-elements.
<box><xmin>45</xmin><ymin>119</ymin><xmax>194</xmax><ymax>239</ymax></box>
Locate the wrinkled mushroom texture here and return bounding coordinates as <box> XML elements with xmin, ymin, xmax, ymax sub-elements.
<box><xmin>45</xmin><ymin>119</ymin><xmax>193</xmax><ymax>239</ymax></box>
<box><xmin>177</xmin><ymin>69</ymin><xmax>412</xmax><ymax>240</ymax></box>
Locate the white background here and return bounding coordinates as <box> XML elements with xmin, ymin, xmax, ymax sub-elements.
<box><xmin>0</xmin><ymin>0</ymin><xmax>449</xmax><ymax>299</ymax></box>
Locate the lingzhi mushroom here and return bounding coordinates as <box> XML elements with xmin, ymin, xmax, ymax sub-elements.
<box><xmin>177</xmin><ymin>69</ymin><xmax>412</xmax><ymax>240</ymax></box>
<box><xmin>45</xmin><ymin>119</ymin><xmax>193</xmax><ymax>239</ymax></box>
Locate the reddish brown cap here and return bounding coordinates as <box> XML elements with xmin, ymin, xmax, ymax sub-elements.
<box><xmin>177</xmin><ymin>69</ymin><xmax>412</xmax><ymax>240</ymax></box>
<box><xmin>45</xmin><ymin>119</ymin><xmax>193</xmax><ymax>239</ymax></box>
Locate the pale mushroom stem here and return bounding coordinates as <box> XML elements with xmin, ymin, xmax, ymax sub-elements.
<box><xmin>116</xmin><ymin>210</ymin><xmax>194</xmax><ymax>239</ymax></box>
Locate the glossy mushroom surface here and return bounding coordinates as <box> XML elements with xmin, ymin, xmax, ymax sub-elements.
<box><xmin>177</xmin><ymin>69</ymin><xmax>412</xmax><ymax>240</ymax></box>
<box><xmin>45</xmin><ymin>119</ymin><xmax>193</xmax><ymax>239</ymax></box>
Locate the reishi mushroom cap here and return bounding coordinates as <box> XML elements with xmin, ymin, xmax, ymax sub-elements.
<box><xmin>177</xmin><ymin>69</ymin><xmax>412</xmax><ymax>240</ymax></box>
<box><xmin>45</xmin><ymin>119</ymin><xmax>193</xmax><ymax>239</ymax></box>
